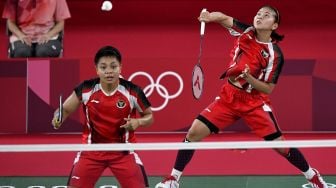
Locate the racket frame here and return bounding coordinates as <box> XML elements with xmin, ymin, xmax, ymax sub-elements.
<box><xmin>192</xmin><ymin>11</ymin><xmax>206</xmax><ymax>100</ymax></box>
<box><xmin>57</xmin><ymin>95</ymin><xmax>63</xmax><ymax>123</ymax></box>
<box><xmin>192</xmin><ymin>63</ymin><xmax>205</xmax><ymax>99</ymax></box>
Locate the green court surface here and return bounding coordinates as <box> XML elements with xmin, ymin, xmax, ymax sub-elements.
<box><xmin>0</xmin><ymin>176</ymin><xmax>335</xmax><ymax>188</ymax></box>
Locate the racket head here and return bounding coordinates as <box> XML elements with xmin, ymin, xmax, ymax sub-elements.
<box><xmin>192</xmin><ymin>64</ymin><xmax>204</xmax><ymax>99</ymax></box>
<box><xmin>57</xmin><ymin>95</ymin><xmax>63</xmax><ymax>123</ymax></box>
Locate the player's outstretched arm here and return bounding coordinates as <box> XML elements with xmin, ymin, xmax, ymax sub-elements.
<box><xmin>198</xmin><ymin>10</ymin><xmax>234</xmax><ymax>28</ymax></box>
<box><xmin>52</xmin><ymin>91</ymin><xmax>81</xmax><ymax>129</ymax></box>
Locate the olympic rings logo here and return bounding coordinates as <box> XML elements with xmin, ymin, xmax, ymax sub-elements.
<box><xmin>302</xmin><ymin>183</ymin><xmax>336</xmax><ymax>188</ymax></box>
<box><xmin>128</xmin><ymin>71</ymin><xmax>183</xmax><ymax>111</ymax></box>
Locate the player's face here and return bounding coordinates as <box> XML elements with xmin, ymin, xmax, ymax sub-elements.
<box><xmin>96</xmin><ymin>56</ymin><xmax>122</xmax><ymax>85</ymax></box>
<box><xmin>253</xmin><ymin>7</ymin><xmax>278</xmax><ymax>31</ymax></box>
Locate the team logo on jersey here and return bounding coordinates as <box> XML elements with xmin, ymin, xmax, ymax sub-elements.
<box><xmin>116</xmin><ymin>100</ymin><xmax>126</xmax><ymax>108</ymax></box>
<box><xmin>261</xmin><ymin>50</ymin><xmax>269</xmax><ymax>58</ymax></box>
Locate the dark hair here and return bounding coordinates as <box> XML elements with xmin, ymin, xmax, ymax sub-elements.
<box><xmin>94</xmin><ymin>46</ymin><xmax>122</xmax><ymax>65</ymax></box>
<box><xmin>261</xmin><ymin>5</ymin><xmax>284</xmax><ymax>42</ymax></box>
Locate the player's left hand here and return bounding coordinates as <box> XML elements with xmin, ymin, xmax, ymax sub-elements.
<box><xmin>235</xmin><ymin>64</ymin><xmax>250</xmax><ymax>80</ymax></box>
<box><xmin>120</xmin><ymin>118</ymin><xmax>140</xmax><ymax>131</ymax></box>
<box><xmin>51</xmin><ymin>110</ymin><xmax>62</xmax><ymax>129</ymax></box>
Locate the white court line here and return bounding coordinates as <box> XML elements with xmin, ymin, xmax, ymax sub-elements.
<box><xmin>1</xmin><ymin>140</ymin><xmax>336</xmax><ymax>152</ymax></box>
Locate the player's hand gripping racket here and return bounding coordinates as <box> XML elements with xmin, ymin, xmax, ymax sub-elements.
<box><xmin>192</xmin><ymin>8</ymin><xmax>207</xmax><ymax>99</ymax></box>
<box><xmin>53</xmin><ymin>95</ymin><xmax>63</xmax><ymax>129</ymax></box>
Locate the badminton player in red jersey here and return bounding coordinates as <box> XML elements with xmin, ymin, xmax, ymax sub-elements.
<box><xmin>156</xmin><ymin>6</ymin><xmax>328</xmax><ymax>188</ymax></box>
<box><xmin>52</xmin><ymin>46</ymin><xmax>154</xmax><ymax>188</ymax></box>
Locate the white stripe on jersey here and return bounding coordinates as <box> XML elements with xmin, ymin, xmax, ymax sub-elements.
<box><xmin>133</xmin><ymin>101</ymin><xmax>144</xmax><ymax>113</ymax></box>
<box><xmin>264</xmin><ymin>43</ymin><xmax>275</xmax><ymax>82</ymax></box>
<box><xmin>85</xmin><ymin>107</ymin><xmax>92</xmax><ymax>144</ymax></box>
<box><xmin>262</xmin><ymin>103</ymin><xmax>272</xmax><ymax>112</ymax></box>
<box><xmin>131</xmin><ymin>152</ymin><xmax>144</xmax><ymax>165</ymax></box>
<box><xmin>125</xmin><ymin>130</ymin><xmax>129</xmax><ymax>143</ymax></box>
<box><xmin>73</xmin><ymin>151</ymin><xmax>81</xmax><ymax>164</ymax></box>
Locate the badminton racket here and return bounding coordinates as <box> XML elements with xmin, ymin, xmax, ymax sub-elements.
<box><xmin>192</xmin><ymin>8</ymin><xmax>207</xmax><ymax>99</ymax></box>
<box><xmin>56</xmin><ymin>95</ymin><xmax>63</xmax><ymax>124</ymax></box>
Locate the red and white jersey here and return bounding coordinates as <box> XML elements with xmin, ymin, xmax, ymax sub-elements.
<box><xmin>220</xmin><ymin>19</ymin><xmax>284</xmax><ymax>93</ymax></box>
<box><xmin>74</xmin><ymin>78</ymin><xmax>151</xmax><ymax>144</ymax></box>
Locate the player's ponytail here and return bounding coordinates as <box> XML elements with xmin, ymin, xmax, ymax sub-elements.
<box><xmin>271</xmin><ymin>31</ymin><xmax>284</xmax><ymax>42</ymax></box>
<box><xmin>262</xmin><ymin>5</ymin><xmax>285</xmax><ymax>42</ymax></box>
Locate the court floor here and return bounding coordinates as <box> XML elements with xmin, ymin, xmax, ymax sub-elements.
<box><xmin>1</xmin><ymin>176</ymin><xmax>336</xmax><ymax>188</ymax></box>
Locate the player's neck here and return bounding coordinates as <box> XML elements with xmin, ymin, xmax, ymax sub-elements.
<box><xmin>101</xmin><ymin>82</ymin><xmax>119</xmax><ymax>96</ymax></box>
<box><xmin>256</xmin><ymin>30</ymin><xmax>272</xmax><ymax>43</ymax></box>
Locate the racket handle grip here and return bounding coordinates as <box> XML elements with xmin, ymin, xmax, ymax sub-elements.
<box><xmin>200</xmin><ymin>8</ymin><xmax>207</xmax><ymax>36</ymax></box>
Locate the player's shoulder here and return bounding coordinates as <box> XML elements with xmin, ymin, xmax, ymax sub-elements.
<box><xmin>233</xmin><ymin>19</ymin><xmax>252</xmax><ymax>32</ymax></box>
<box><xmin>79</xmin><ymin>77</ymin><xmax>100</xmax><ymax>89</ymax></box>
<box><xmin>74</xmin><ymin>78</ymin><xmax>99</xmax><ymax>97</ymax></box>
<box><xmin>120</xmin><ymin>78</ymin><xmax>138</xmax><ymax>88</ymax></box>
<box><xmin>228</xmin><ymin>19</ymin><xmax>252</xmax><ymax>36</ymax></box>
<box><xmin>119</xmin><ymin>78</ymin><xmax>144</xmax><ymax>93</ymax></box>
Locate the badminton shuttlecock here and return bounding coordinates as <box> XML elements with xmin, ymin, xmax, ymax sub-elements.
<box><xmin>101</xmin><ymin>1</ymin><xmax>113</xmax><ymax>11</ymax></box>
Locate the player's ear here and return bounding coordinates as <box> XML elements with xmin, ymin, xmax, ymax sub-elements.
<box><xmin>272</xmin><ymin>22</ymin><xmax>278</xmax><ymax>30</ymax></box>
<box><xmin>95</xmin><ymin>65</ymin><xmax>99</xmax><ymax>75</ymax></box>
<box><xmin>119</xmin><ymin>63</ymin><xmax>122</xmax><ymax>73</ymax></box>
